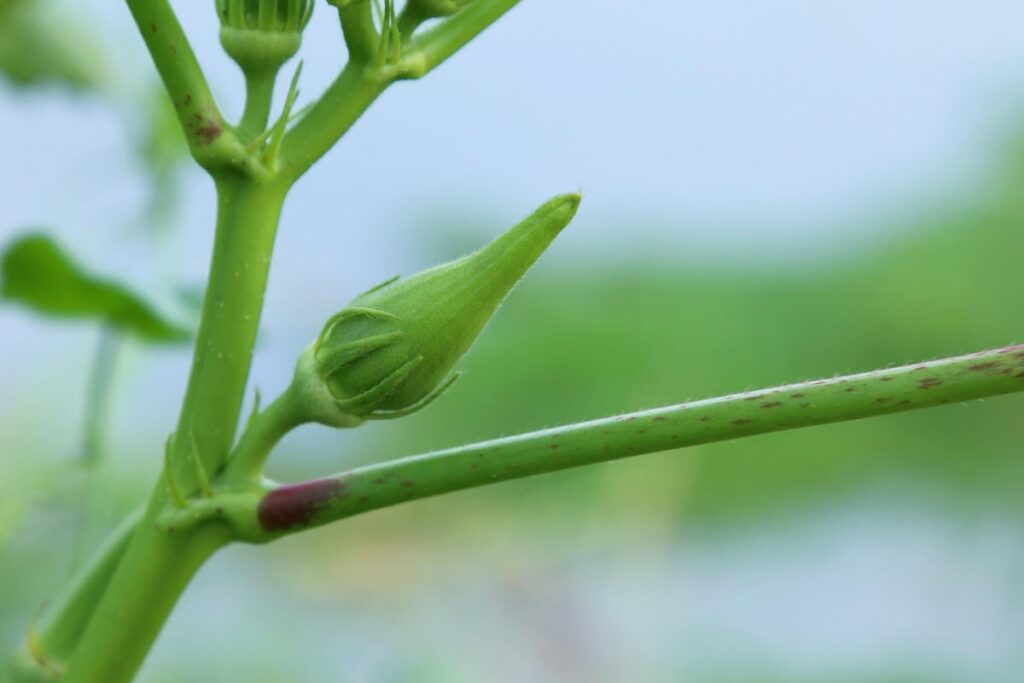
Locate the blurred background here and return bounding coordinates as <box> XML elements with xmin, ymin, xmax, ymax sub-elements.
<box><xmin>2</xmin><ymin>0</ymin><xmax>1024</xmax><ymax>681</ymax></box>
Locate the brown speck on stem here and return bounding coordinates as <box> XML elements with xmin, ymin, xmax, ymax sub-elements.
<box><xmin>969</xmin><ymin>362</ymin><xmax>999</xmax><ymax>372</ymax></box>
<box><xmin>195</xmin><ymin>119</ymin><xmax>223</xmax><ymax>145</ymax></box>
<box><xmin>731</xmin><ymin>418</ymin><xmax>754</xmax><ymax>426</ymax></box>
<box><xmin>761</xmin><ymin>401</ymin><xmax>783</xmax><ymax>409</ymax></box>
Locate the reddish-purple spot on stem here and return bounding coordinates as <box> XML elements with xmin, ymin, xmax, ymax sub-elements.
<box><xmin>919</xmin><ymin>378</ymin><xmax>943</xmax><ymax>389</ymax></box>
<box><xmin>761</xmin><ymin>401</ymin><xmax>783</xmax><ymax>409</ymax></box>
<box><xmin>731</xmin><ymin>418</ymin><xmax>755</xmax><ymax>426</ymax></box>
<box><xmin>258</xmin><ymin>478</ymin><xmax>346</xmax><ymax>532</ymax></box>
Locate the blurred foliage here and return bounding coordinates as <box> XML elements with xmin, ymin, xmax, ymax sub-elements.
<box><xmin>1</xmin><ymin>233</ymin><xmax>190</xmax><ymax>342</ymax></box>
<box><xmin>134</xmin><ymin>85</ymin><xmax>190</xmax><ymax>234</ymax></box>
<box><xmin>0</xmin><ymin>0</ymin><xmax>108</xmax><ymax>91</ymax></box>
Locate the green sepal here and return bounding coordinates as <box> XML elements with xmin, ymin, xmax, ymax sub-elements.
<box><xmin>310</xmin><ymin>192</ymin><xmax>581</xmax><ymax>420</ymax></box>
<box><xmin>215</xmin><ymin>0</ymin><xmax>313</xmax><ymax>74</ymax></box>
<box><xmin>1</xmin><ymin>233</ymin><xmax>190</xmax><ymax>343</ymax></box>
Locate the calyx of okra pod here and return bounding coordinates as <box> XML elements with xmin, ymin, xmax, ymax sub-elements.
<box><xmin>216</xmin><ymin>0</ymin><xmax>313</xmax><ymax>73</ymax></box>
<box><xmin>294</xmin><ymin>193</ymin><xmax>581</xmax><ymax>426</ymax></box>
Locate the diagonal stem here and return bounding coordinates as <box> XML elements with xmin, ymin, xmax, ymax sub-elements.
<box><xmin>124</xmin><ymin>0</ymin><xmax>224</xmax><ymax>156</ymax></box>
<box><xmin>279</xmin><ymin>0</ymin><xmax>523</xmax><ymax>179</ymax></box>
<box><xmin>250</xmin><ymin>345</ymin><xmax>1024</xmax><ymax>538</ymax></box>
<box><xmin>399</xmin><ymin>0</ymin><xmax>521</xmax><ymax>76</ymax></box>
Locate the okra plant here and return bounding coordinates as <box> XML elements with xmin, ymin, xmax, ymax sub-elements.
<box><xmin>3</xmin><ymin>1</ymin><xmax>1024</xmax><ymax>681</ymax></box>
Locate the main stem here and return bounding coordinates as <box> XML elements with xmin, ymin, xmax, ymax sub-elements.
<box><xmin>59</xmin><ymin>178</ymin><xmax>289</xmax><ymax>682</ymax></box>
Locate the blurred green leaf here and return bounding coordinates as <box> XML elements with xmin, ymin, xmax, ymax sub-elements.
<box><xmin>134</xmin><ymin>85</ymin><xmax>190</xmax><ymax>232</ymax></box>
<box><xmin>1</xmin><ymin>233</ymin><xmax>190</xmax><ymax>342</ymax></box>
<box><xmin>0</xmin><ymin>0</ymin><xmax>108</xmax><ymax>91</ymax></box>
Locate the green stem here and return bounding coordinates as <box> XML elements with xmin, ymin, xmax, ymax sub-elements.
<box><xmin>401</xmin><ymin>0</ymin><xmax>521</xmax><ymax>76</ymax></box>
<box><xmin>61</xmin><ymin>521</ymin><xmax>229</xmax><ymax>683</ymax></box>
<box><xmin>123</xmin><ymin>0</ymin><xmax>226</xmax><ymax>159</ymax></box>
<box><xmin>80</xmin><ymin>328</ymin><xmax>119</xmax><ymax>468</ymax></box>
<box><xmin>237</xmin><ymin>69</ymin><xmax>278</xmax><ymax>142</ymax></box>
<box><xmin>281</xmin><ymin>0</ymin><xmax>522</xmax><ymax>179</ymax></box>
<box><xmin>251</xmin><ymin>345</ymin><xmax>1024</xmax><ymax>537</ymax></box>
<box><xmin>59</xmin><ymin>179</ymin><xmax>289</xmax><ymax>682</ymax></box>
<box><xmin>336</xmin><ymin>0</ymin><xmax>378</xmax><ymax>64</ymax></box>
<box><xmin>70</xmin><ymin>328</ymin><xmax>120</xmax><ymax>573</ymax></box>
<box><xmin>225</xmin><ymin>384</ymin><xmax>308</xmax><ymax>482</ymax></box>
<box><xmin>9</xmin><ymin>510</ymin><xmax>139</xmax><ymax>681</ymax></box>
<box><xmin>170</xmin><ymin>178</ymin><xmax>288</xmax><ymax>484</ymax></box>
<box><xmin>279</xmin><ymin>62</ymin><xmax>386</xmax><ymax>179</ymax></box>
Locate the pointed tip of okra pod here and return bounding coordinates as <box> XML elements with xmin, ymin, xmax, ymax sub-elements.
<box><xmin>301</xmin><ymin>191</ymin><xmax>583</xmax><ymax>423</ymax></box>
<box><xmin>532</xmin><ymin>192</ymin><xmax>583</xmax><ymax>235</ymax></box>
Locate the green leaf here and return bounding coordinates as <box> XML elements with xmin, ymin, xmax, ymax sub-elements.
<box><xmin>1</xmin><ymin>233</ymin><xmax>190</xmax><ymax>342</ymax></box>
<box><xmin>0</xmin><ymin>0</ymin><xmax>109</xmax><ymax>91</ymax></box>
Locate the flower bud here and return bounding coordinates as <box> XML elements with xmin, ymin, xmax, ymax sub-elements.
<box><xmin>216</xmin><ymin>0</ymin><xmax>313</xmax><ymax>74</ymax></box>
<box><xmin>304</xmin><ymin>193</ymin><xmax>581</xmax><ymax>423</ymax></box>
